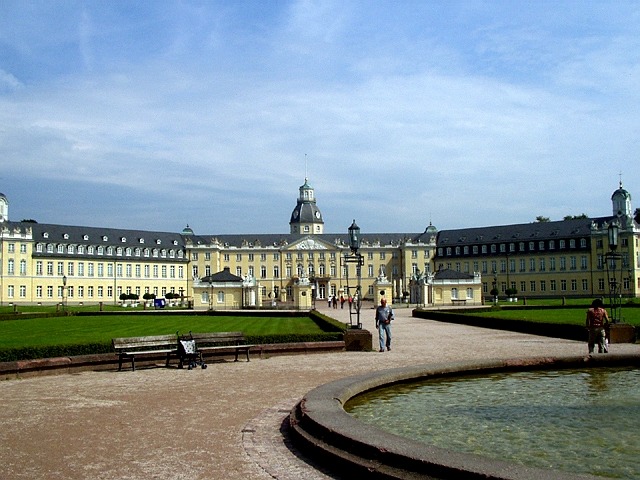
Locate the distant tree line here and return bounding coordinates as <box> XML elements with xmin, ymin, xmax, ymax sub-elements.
<box><xmin>535</xmin><ymin>214</ymin><xmax>589</xmax><ymax>223</ymax></box>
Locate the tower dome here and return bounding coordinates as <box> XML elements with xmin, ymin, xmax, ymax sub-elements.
<box><xmin>289</xmin><ymin>178</ymin><xmax>324</xmax><ymax>235</ymax></box>
<box><xmin>611</xmin><ymin>180</ymin><xmax>632</xmax><ymax>218</ymax></box>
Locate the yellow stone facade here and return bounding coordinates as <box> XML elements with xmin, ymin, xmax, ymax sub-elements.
<box><xmin>0</xmin><ymin>182</ymin><xmax>638</xmax><ymax>308</ymax></box>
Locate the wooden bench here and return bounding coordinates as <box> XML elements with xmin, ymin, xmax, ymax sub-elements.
<box><xmin>112</xmin><ymin>334</ymin><xmax>178</xmax><ymax>371</ymax></box>
<box><xmin>185</xmin><ymin>331</ymin><xmax>254</xmax><ymax>363</ymax></box>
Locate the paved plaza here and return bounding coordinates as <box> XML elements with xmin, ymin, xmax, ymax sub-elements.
<box><xmin>1</xmin><ymin>304</ymin><xmax>638</xmax><ymax>480</ymax></box>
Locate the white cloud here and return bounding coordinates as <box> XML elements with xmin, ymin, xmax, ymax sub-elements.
<box><xmin>1</xmin><ymin>1</ymin><xmax>639</xmax><ymax>233</ymax></box>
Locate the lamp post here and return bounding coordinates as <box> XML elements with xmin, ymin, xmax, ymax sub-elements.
<box><xmin>490</xmin><ymin>270</ymin><xmax>498</xmax><ymax>305</ymax></box>
<box><xmin>208</xmin><ymin>279</ymin><xmax>214</xmax><ymax>310</ymax></box>
<box><xmin>62</xmin><ymin>274</ymin><xmax>67</xmax><ymax>313</ymax></box>
<box><xmin>605</xmin><ymin>221</ymin><xmax>624</xmax><ymax>323</ymax></box>
<box><xmin>343</xmin><ymin>220</ymin><xmax>364</xmax><ymax>329</ymax></box>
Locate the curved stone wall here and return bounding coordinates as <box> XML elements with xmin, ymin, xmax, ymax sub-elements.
<box><xmin>289</xmin><ymin>354</ymin><xmax>640</xmax><ymax>479</ymax></box>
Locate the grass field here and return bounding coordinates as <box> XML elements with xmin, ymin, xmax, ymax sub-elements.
<box><xmin>465</xmin><ymin>306</ymin><xmax>640</xmax><ymax>326</ymax></box>
<box><xmin>0</xmin><ymin>315</ymin><xmax>332</xmax><ymax>350</ymax></box>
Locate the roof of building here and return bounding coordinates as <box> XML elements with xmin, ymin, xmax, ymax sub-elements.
<box><xmin>200</xmin><ymin>267</ymin><xmax>243</xmax><ymax>283</ymax></box>
<box><xmin>435</xmin><ymin>217</ymin><xmax>606</xmax><ymax>248</ymax></box>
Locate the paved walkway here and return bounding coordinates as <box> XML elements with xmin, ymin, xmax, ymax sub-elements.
<box><xmin>1</xmin><ymin>304</ymin><xmax>638</xmax><ymax>480</ymax></box>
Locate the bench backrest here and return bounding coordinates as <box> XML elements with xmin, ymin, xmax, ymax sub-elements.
<box><xmin>112</xmin><ymin>334</ymin><xmax>177</xmax><ymax>351</ymax></box>
<box><xmin>187</xmin><ymin>331</ymin><xmax>246</xmax><ymax>347</ymax></box>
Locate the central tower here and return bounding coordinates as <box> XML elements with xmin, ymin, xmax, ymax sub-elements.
<box><xmin>289</xmin><ymin>178</ymin><xmax>324</xmax><ymax>235</ymax></box>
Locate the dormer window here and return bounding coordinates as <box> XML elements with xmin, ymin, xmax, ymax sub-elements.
<box><xmin>121</xmin><ymin>237</ymin><xmax>126</xmax><ymax>243</ymax></box>
<box><xmin>139</xmin><ymin>238</ymin><xmax>145</xmax><ymax>244</ymax></box>
<box><xmin>156</xmin><ymin>239</ymin><xmax>161</xmax><ymax>245</ymax></box>
<box><xmin>63</xmin><ymin>233</ymin><xmax>69</xmax><ymax>239</ymax></box>
<box><xmin>43</xmin><ymin>232</ymin><xmax>49</xmax><ymax>239</ymax></box>
<box><xmin>83</xmin><ymin>235</ymin><xmax>89</xmax><ymax>241</ymax></box>
<box><xmin>102</xmin><ymin>236</ymin><xmax>108</xmax><ymax>241</ymax></box>
<box><xmin>173</xmin><ymin>240</ymin><xmax>178</xmax><ymax>245</ymax></box>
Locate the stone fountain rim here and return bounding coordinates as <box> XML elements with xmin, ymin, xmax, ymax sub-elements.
<box><xmin>291</xmin><ymin>354</ymin><xmax>640</xmax><ymax>480</ymax></box>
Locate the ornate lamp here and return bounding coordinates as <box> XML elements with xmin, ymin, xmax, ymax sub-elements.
<box><xmin>605</xmin><ymin>220</ymin><xmax>623</xmax><ymax>322</ymax></box>
<box><xmin>608</xmin><ymin>221</ymin><xmax>619</xmax><ymax>251</ymax></box>
<box><xmin>62</xmin><ymin>275</ymin><xmax>67</xmax><ymax>312</ymax></box>
<box><xmin>348</xmin><ymin>219</ymin><xmax>361</xmax><ymax>253</ymax></box>
<box><xmin>344</xmin><ymin>220</ymin><xmax>363</xmax><ymax>328</ymax></box>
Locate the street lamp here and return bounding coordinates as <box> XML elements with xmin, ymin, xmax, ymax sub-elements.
<box><xmin>348</xmin><ymin>219</ymin><xmax>360</xmax><ymax>253</ymax></box>
<box><xmin>605</xmin><ymin>221</ymin><xmax>624</xmax><ymax>323</ymax></box>
<box><xmin>344</xmin><ymin>220</ymin><xmax>364</xmax><ymax>329</ymax></box>
<box><xmin>490</xmin><ymin>269</ymin><xmax>498</xmax><ymax>305</ymax></box>
<box><xmin>62</xmin><ymin>275</ymin><xmax>67</xmax><ymax>313</ymax></box>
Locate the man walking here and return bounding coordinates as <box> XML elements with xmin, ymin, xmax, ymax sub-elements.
<box><xmin>375</xmin><ymin>298</ymin><xmax>394</xmax><ymax>352</ymax></box>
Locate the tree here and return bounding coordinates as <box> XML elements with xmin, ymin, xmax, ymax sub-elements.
<box><xmin>535</xmin><ymin>216</ymin><xmax>550</xmax><ymax>223</ymax></box>
<box><xmin>563</xmin><ymin>213</ymin><xmax>588</xmax><ymax>220</ymax></box>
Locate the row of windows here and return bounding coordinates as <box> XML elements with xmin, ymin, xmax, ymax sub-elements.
<box><xmin>440</xmin><ymin>238</ymin><xmax>588</xmax><ymax>257</ymax></box>
<box><xmin>4</xmin><ymin>284</ymin><xmax>179</xmax><ymax>299</ymax></box>
<box><xmin>192</xmin><ymin>250</ymin><xmax>402</xmax><ymax>263</ymax></box>
<box><xmin>21</xmin><ymin>261</ymin><xmax>186</xmax><ymax>279</ymax></box>
<box><xmin>34</xmin><ymin>243</ymin><xmax>184</xmax><ymax>259</ymax></box>
<box><xmin>482</xmin><ymin>276</ymin><xmax>633</xmax><ymax>294</ymax></box>
<box><xmin>450</xmin><ymin>288</ymin><xmax>475</xmax><ymax>300</ymax></box>
<box><xmin>441</xmin><ymin>253</ymin><xmax>630</xmax><ymax>275</ymax></box>
<box><xmin>4</xmin><ymin>243</ymin><xmax>28</xmax><ymax>254</ymax></box>
<box><xmin>194</xmin><ymin>263</ymin><xmax>395</xmax><ymax>280</ymax></box>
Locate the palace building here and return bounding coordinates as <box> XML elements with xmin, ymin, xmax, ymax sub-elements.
<box><xmin>0</xmin><ymin>180</ymin><xmax>638</xmax><ymax>308</ymax></box>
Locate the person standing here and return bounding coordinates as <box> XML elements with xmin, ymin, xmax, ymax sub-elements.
<box><xmin>586</xmin><ymin>298</ymin><xmax>609</xmax><ymax>354</ymax></box>
<box><xmin>375</xmin><ymin>298</ymin><xmax>394</xmax><ymax>352</ymax></box>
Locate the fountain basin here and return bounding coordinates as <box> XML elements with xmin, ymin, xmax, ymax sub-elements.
<box><xmin>289</xmin><ymin>354</ymin><xmax>640</xmax><ymax>479</ymax></box>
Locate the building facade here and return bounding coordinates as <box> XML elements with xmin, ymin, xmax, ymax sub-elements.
<box><xmin>0</xmin><ymin>182</ymin><xmax>638</xmax><ymax>308</ymax></box>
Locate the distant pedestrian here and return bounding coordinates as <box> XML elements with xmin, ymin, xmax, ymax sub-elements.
<box><xmin>327</xmin><ymin>296</ymin><xmax>332</xmax><ymax>308</ymax></box>
<box><xmin>375</xmin><ymin>298</ymin><xmax>394</xmax><ymax>352</ymax></box>
<box><xmin>586</xmin><ymin>298</ymin><xmax>609</xmax><ymax>354</ymax></box>
<box><xmin>340</xmin><ymin>295</ymin><xmax>345</xmax><ymax>309</ymax></box>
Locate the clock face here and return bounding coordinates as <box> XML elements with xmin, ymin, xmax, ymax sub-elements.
<box><xmin>315</xmin><ymin>211</ymin><xmax>321</xmax><ymax>219</ymax></box>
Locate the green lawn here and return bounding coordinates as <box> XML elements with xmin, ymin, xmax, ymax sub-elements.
<box><xmin>0</xmin><ymin>315</ymin><xmax>330</xmax><ymax>349</ymax></box>
<box><xmin>467</xmin><ymin>307</ymin><xmax>640</xmax><ymax>326</ymax></box>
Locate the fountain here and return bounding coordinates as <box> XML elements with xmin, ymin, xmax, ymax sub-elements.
<box><xmin>289</xmin><ymin>354</ymin><xmax>640</xmax><ymax>479</ymax></box>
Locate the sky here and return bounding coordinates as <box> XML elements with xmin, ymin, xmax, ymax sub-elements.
<box><xmin>1</xmin><ymin>1</ymin><xmax>639</xmax><ymax>236</ymax></box>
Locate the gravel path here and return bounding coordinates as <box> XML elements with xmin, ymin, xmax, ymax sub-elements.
<box><xmin>2</xmin><ymin>305</ymin><xmax>637</xmax><ymax>479</ymax></box>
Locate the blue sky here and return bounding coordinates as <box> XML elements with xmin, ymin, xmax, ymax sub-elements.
<box><xmin>1</xmin><ymin>1</ymin><xmax>638</xmax><ymax>235</ymax></box>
